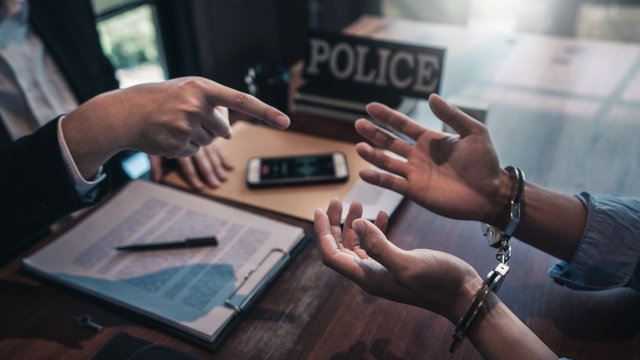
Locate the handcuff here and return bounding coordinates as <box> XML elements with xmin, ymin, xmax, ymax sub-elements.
<box><xmin>482</xmin><ymin>166</ymin><xmax>525</xmax><ymax>249</ymax></box>
<box><xmin>450</xmin><ymin>166</ymin><xmax>525</xmax><ymax>353</ymax></box>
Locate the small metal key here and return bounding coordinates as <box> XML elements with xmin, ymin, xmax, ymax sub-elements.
<box><xmin>74</xmin><ymin>315</ymin><xmax>103</xmax><ymax>333</ymax></box>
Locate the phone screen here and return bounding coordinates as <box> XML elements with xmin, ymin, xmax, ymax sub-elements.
<box><xmin>260</xmin><ymin>154</ymin><xmax>335</xmax><ymax>181</ymax></box>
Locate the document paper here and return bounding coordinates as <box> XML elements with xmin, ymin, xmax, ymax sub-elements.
<box><xmin>23</xmin><ymin>180</ymin><xmax>305</xmax><ymax>343</ymax></box>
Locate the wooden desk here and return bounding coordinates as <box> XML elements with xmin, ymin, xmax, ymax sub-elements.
<box><xmin>2</xmin><ymin>16</ymin><xmax>640</xmax><ymax>360</ymax></box>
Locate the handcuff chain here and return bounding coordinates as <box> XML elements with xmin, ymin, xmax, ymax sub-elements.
<box><xmin>496</xmin><ymin>240</ymin><xmax>511</xmax><ymax>264</ymax></box>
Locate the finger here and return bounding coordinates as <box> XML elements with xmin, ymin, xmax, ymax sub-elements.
<box><xmin>343</xmin><ymin>202</ymin><xmax>370</xmax><ymax>260</ymax></box>
<box><xmin>359</xmin><ymin>168</ymin><xmax>409</xmax><ymax>196</ymax></box>
<box><xmin>314</xmin><ymin>208</ymin><xmax>339</xmax><ymax>257</ymax></box>
<box><xmin>315</xmin><ymin>207</ymin><xmax>354</xmax><ymax>258</ymax></box>
<box><xmin>189</xmin><ymin>123</ymin><xmax>215</xmax><ymax>147</ymax></box>
<box><xmin>204</xmin><ymin>145</ymin><xmax>228</xmax><ymax>181</ymax></box>
<box><xmin>215</xmin><ymin>105</ymin><xmax>231</xmax><ymax>139</ymax></box>
<box><xmin>356</xmin><ymin>142</ymin><xmax>409</xmax><ymax>178</ymax></box>
<box><xmin>315</xmin><ymin>208</ymin><xmax>365</xmax><ymax>277</ymax></box>
<box><xmin>216</xmin><ymin>107</ymin><xmax>232</xmax><ymax>139</ymax></box>
<box><xmin>192</xmin><ymin>150</ymin><xmax>221</xmax><ymax>187</ymax></box>
<box><xmin>215</xmin><ymin>105</ymin><xmax>229</xmax><ymax>119</ymax></box>
<box><xmin>210</xmin><ymin>143</ymin><xmax>234</xmax><ymax>170</ymax></box>
<box><xmin>365</xmin><ymin>102</ymin><xmax>425</xmax><ymax>141</ymax></box>
<box><xmin>343</xmin><ymin>201</ymin><xmax>363</xmax><ymax>236</ymax></box>
<box><xmin>327</xmin><ymin>198</ymin><xmax>344</xmax><ymax>246</ymax></box>
<box><xmin>149</xmin><ymin>155</ymin><xmax>163</xmax><ymax>182</ymax></box>
<box><xmin>374</xmin><ymin>211</ymin><xmax>389</xmax><ymax>233</ymax></box>
<box><xmin>352</xmin><ymin>219</ymin><xmax>410</xmax><ymax>275</ymax></box>
<box><xmin>354</xmin><ymin>119</ymin><xmax>412</xmax><ymax>158</ymax></box>
<box><xmin>177</xmin><ymin>157</ymin><xmax>204</xmax><ymax>190</ymax></box>
<box><xmin>197</xmin><ymin>108</ymin><xmax>230</xmax><ymax>141</ymax></box>
<box><xmin>204</xmin><ymin>81</ymin><xmax>290</xmax><ymax>129</ymax></box>
<box><xmin>428</xmin><ymin>94</ymin><xmax>484</xmax><ymax>138</ymax></box>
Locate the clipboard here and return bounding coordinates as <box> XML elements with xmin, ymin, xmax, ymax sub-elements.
<box><xmin>22</xmin><ymin>180</ymin><xmax>310</xmax><ymax>350</ymax></box>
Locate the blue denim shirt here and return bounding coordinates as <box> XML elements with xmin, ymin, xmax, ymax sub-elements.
<box><xmin>548</xmin><ymin>192</ymin><xmax>640</xmax><ymax>291</ymax></box>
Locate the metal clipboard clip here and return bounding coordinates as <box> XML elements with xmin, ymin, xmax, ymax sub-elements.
<box><xmin>224</xmin><ymin>248</ymin><xmax>290</xmax><ymax>314</ymax></box>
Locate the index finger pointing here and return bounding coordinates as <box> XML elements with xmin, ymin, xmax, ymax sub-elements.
<box><xmin>204</xmin><ymin>82</ymin><xmax>290</xmax><ymax>129</ymax></box>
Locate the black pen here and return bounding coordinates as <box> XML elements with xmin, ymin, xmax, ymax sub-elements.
<box><xmin>116</xmin><ymin>236</ymin><xmax>218</xmax><ymax>252</ymax></box>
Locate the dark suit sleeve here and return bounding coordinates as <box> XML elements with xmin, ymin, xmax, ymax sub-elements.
<box><xmin>0</xmin><ymin>118</ymin><xmax>110</xmax><ymax>262</ymax></box>
<box><xmin>27</xmin><ymin>0</ymin><xmax>136</xmax><ymax>188</ymax></box>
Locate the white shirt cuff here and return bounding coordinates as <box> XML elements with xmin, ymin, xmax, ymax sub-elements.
<box><xmin>57</xmin><ymin>115</ymin><xmax>107</xmax><ymax>202</ymax></box>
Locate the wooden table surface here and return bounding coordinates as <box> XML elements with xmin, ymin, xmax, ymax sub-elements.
<box><xmin>2</xmin><ymin>16</ymin><xmax>640</xmax><ymax>360</ymax></box>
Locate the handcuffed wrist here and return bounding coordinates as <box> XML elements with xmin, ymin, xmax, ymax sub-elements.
<box><xmin>484</xmin><ymin>169</ymin><xmax>517</xmax><ymax>228</ymax></box>
<box><xmin>450</xmin><ymin>263</ymin><xmax>510</xmax><ymax>353</ymax></box>
<box><xmin>447</xmin><ymin>274</ymin><xmax>484</xmax><ymax>324</ymax></box>
<box><xmin>454</xmin><ymin>164</ymin><xmax>523</xmax><ymax>353</ymax></box>
<box><xmin>483</xmin><ymin>166</ymin><xmax>525</xmax><ymax>249</ymax></box>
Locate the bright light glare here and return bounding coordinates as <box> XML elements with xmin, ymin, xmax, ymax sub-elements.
<box><xmin>468</xmin><ymin>0</ymin><xmax>545</xmax><ymax>33</ymax></box>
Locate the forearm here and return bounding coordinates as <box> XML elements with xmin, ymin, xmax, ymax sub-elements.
<box><xmin>467</xmin><ymin>292</ymin><xmax>557</xmax><ymax>360</ymax></box>
<box><xmin>513</xmin><ymin>182</ymin><xmax>587</xmax><ymax>262</ymax></box>
<box><xmin>62</xmin><ymin>91</ymin><xmax>131</xmax><ymax>179</ymax></box>
<box><xmin>485</xmin><ymin>170</ymin><xmax>587</xmax><ymax>263</ymax></box>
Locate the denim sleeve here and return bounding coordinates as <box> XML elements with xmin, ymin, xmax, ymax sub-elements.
<box><xmin>548</xmin><ymin>192</ymin><xmax>640</xmax><ymax>291</ymax></box>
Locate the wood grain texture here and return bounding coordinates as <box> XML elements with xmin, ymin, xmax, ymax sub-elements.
<box><xmin>1</xmin><ymin>16</ymin><xmax>639</xmax><ymax>360</ymax></box>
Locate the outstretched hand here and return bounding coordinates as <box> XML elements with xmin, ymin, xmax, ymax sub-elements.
<box><xmin>314</xmin><ymin>198</ymin><xmax>482</xmax><ymax>323</ymax></box>
<box><xmin>355</xmin><ymin>94</ymin><xmax>512</xmax><ymax>224</ymax></box>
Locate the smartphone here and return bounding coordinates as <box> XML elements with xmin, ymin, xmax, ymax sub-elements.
<box><xmin>246</xmin><ymin>152</ymin><xmax>348</xmax><ymax>188</ymax></box>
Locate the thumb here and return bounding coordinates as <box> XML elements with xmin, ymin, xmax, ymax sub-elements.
<box><xmin>428</xmin><ymin>93</ymin><xmax>481</xmax><ymax>138</ymax></box>
<box><xmin>352</xmin><ymin>218</ymin><xmax>409</xmax><ymax>275</ymax></box>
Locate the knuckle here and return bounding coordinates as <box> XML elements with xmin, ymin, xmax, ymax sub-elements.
<box><xmin>234</xmin><ymin>93</ymin><xmax>251</xmax><ymax>108</ymax></box>
<box><xmin>162</xmin><ymin>132</ymin><xmax>191</xmax><ymax>155</ymax></box>
<box><xmin>379</xmin><ymin>154</ymin><xmax>392</xmax><ymax>168</ymax></box>
<box><xmin>379</xmin><ymin>175</ymin><xmax>393</xmax><ymax>188</ymax></box>
<box><xmin>179</xmin><ymin>97</ymin><xmax>207</xmax><ymax>116</ymax></box>
<box><xmin>381</xmin><ymin>135</ymin><xmax>395</xmax><ymax>149</ymax></box>
<box><xmin>166</xmin><ymin>141</ymin><xmax>185</xmax><ymax>155</ymax></box>
<box><xmin>184</xmin><ymin>97</ymin><xmax>204</xmax><ymax>111</ymax></box>
<box><xmin>476</xmin><ymin>122</ymin><xmax>489</xmax><ymax>135</ymax></box>
<box><xmin>263</xmin><ymin>106</ymin><xmax>276</xmax><ymax>121</ymax></box>
<box><xmin>172</xmin><ymin>130</ymin><xmax>191</xmax><ymax>146</ymax></box>
<box><xmin>177</xmin><ymin>77</ymin><xmax>201</xmax><ymax>91</ymax></box>
<box><xmin>369</xmin><ymin>148</ymin><xmax>381</xmax><ymax>163</ymax></box>
<box><xmin>396</xmin><ymin>118</ymin><xmax>410</xmax><ymax>134</ymax></box>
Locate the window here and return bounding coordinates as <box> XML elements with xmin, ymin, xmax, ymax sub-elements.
<box><xmin>92</xmin><ymin>1</ymin><xmax>167</xmax><ymax>88</ymax></box>
<box><xmin>381</xmin><ymin>0</ymin><xmax>640</xmax><ymax>43</ymax></box>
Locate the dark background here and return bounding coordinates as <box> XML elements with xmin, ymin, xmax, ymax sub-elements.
<box><xmin>120</xmin><ymin>0</ymin><xmax>383</xmax><ymax>91</ymax></box>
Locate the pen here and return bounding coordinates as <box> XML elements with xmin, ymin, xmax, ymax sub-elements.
<box><xmin>116</xmin><ymin>236</ymin><xmax>218</xmax><ymax>252</ymax></box>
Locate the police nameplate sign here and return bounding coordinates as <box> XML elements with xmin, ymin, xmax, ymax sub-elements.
<box><xmin>303</xmin><ymin>30</ymin><xmax>445</xmax><ymax>101</ymax></box>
